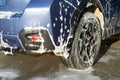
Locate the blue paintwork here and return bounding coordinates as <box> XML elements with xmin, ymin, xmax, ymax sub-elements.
<box><xmin>0</xmin><ymin>0</ymin><xmax>120</xmax><ymax>51</ymax></box>
<box><xmin>99</xmin><ymin>0</ymin><xmax>120</xmax><ymax>37</ymax></box>
<box><xmin>0</xmin><ymin>0</ymin><xmax>6</xmax><ymax>7</ymax></box>
<box><xmin>0</xmin><ymin>0</ymin><xmax>77</xmax><ymax>49</ymax></box>
<box><xmin>0</xmin><ymin>0</ymin><xmax>55</xmax><ymax>49</ymax></box>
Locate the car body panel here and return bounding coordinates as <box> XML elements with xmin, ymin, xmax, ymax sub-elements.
<box><xmin>100</xmin><ymin>0</ymin><xmax>120</xmax><ymax>38</ymax></box>
<box><xmin>0</xmin><ymin>0</ymin><xmax>120</xmax><ymax>55</ymax></box>
<box><xmin>0</xmin><ymin>0</ymin><xmax>30</xmax><ymax>12</ymax></box>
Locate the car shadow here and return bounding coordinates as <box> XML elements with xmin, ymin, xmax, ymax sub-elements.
<box><xmin>95</xmin><ymin>34</ymin><xmax>120</xmax><ymax>63</ymax></box>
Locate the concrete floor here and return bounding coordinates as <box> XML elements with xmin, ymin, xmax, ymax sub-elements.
<box><xmin>0</xmin><ymin>38</ymin><xmax>120</xmax><ymax>80</ymax></box>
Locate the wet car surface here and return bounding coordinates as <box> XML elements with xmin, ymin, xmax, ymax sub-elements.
<box><xmin>0</xmin><ymin>37</ymin><xmax>120</xmax><ymax>80</ymax></box>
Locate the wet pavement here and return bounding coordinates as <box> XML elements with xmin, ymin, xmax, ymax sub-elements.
<box><xmin>0</xmin><ymin>38</ymin><xmax>120</xmax><ymax>80</ymax></box>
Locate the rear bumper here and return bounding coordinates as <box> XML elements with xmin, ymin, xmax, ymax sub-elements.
<box><xmin>19</xmin><ymin>28</ymin><xmax>55</xmax><ymax>52</ymax></box>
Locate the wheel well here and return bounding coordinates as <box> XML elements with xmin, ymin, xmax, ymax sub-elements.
<box><xmin>70</xmin><ymin>0</ymin><xmax>104</xmax><ymax>35</ymax></box>
<box><xmin>83</xmin><ymin>5</ymin><xmax>104</xmax><ymax>31</ymax></box>
<box><xmin>67</xmin><ymin>1</ymin><xmax>104</xmax><ymax>50</ymax></box>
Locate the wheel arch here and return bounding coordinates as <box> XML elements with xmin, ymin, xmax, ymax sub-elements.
<box><xmin>66</xmin><ymin>0</ymin><xmax>104</xmax><ymax>51</ymax></box>
<box><xmin>70</xmin><ymin>0</ymin><xmax>104</xmax><ymax>37</ymax></box>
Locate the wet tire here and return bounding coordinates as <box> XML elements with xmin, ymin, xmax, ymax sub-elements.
<box><xmin>62</xmin><ymin>12</ymin><xmax>101</xmax><ymax>69</ymax></box>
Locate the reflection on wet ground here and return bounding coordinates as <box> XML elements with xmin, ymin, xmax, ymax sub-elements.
<box><xmin>0</xmin><ymin>37</ymin><xmax>120</xmax><ymax>80</ymax></box>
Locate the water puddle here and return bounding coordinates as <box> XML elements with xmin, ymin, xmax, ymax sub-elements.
<box><xmin>0</xmin><ymin>68</ymin><xmax>20</xmax><ymax>80</ymax></box>
<box><xmin>30</xmin><ymin>67</ymin><xmax>100</xmax><ymax>80</ymax></box>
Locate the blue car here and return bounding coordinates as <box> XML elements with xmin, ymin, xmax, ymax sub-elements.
<box><xmin>0</xmin><ymin>0</ymin><xmax>120</xmax><ymax>69</ymax></box>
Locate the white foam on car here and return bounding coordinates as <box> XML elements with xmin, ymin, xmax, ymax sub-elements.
<box><xmin>0</xmin><ymin>32</ymin><xmax>15</xmax><ymax>55</ymax></box>
<box><xmin>0</xmin><ymin>11</ymin><xmax>19</xmax><ymax>19</ymax></box>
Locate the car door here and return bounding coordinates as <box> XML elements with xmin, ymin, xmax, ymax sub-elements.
<box><xmin>114</xmin><ymin>1</ymin><xmax>120</xmax><ymax>27</ymax></box>
<box><xmin>100</xmin><ymin>0</ymin><xmax>120</xmax><ymax>33</ymax></box>
<box><xmin>109</xmin><ymin>0</ymin><xmax>120</xmax><ymax>30</ymax></box>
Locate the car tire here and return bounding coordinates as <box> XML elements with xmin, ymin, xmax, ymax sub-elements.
<box><xmin>62</xmin><ymin>12</ymin><xmax>101</xmax><ymax>69</ymax></box>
